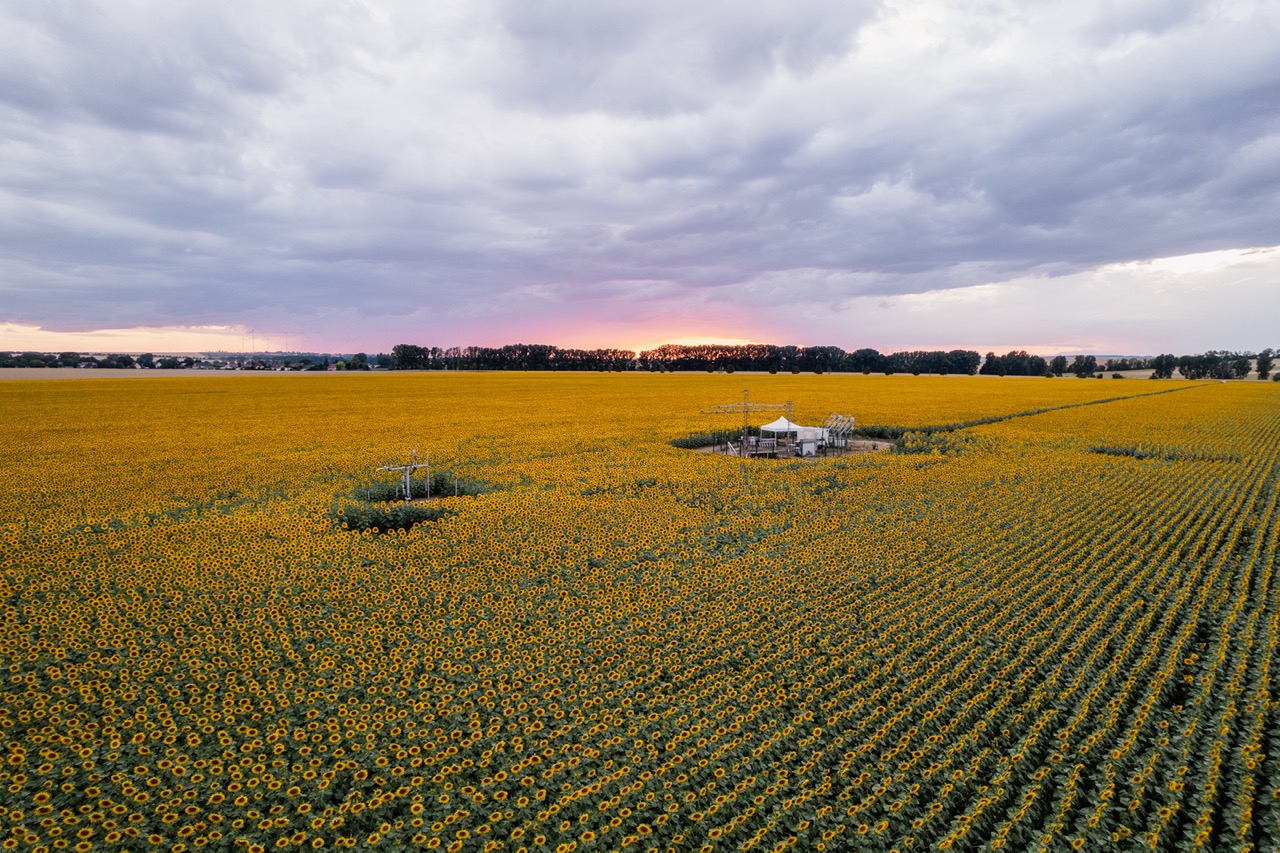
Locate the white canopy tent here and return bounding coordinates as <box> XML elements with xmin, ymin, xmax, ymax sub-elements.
<box><xmin>759</xmin><ymin>416</ymin><xmax>828</xmax><ymax>443</ymax></box>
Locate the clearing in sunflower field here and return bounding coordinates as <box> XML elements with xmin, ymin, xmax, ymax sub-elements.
<box><xmin>1</xmin><ymin>372</ymin><xmax>1277</xmax><ymax>851</ymax></box>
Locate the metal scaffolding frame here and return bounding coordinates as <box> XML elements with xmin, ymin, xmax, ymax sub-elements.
<box><xmin>376</xmin><ymin>447</ymin><xmax>430</xmax><ymax>501</ymax></box>
<box><xmin>701</xmin><ymin>390</ymin><xmax>793</xmax><ymax>449</ymax></box>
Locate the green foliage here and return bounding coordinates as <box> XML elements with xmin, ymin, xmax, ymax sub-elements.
<box><xmin>332</xmin><ymin>501</ymin><xmax>453</xmax><ymax>534</ymax></box>
<box><xmin>1151</xmin><ymin>353</ymin><xmax>1177</xmax><ymax>378</ymax></box>
<box><xmin>356</xmin><ymin>470</ymin><xmax>492</xmax><ymax>502</ymax></box>
<box><xmin>1177</xmin><ymin>350</ymin><xmax>1253</xmax><ymax>379</ymax></box>
<box><xmin>1256</xmin><ymin>347</ymin><xmax>1274</xmax><ymax>380</ymax></box>
<box><xmin>333</xmin><ymin>469</ymin><xmax>495</xmax><ymax>532</ymax></box>
<box><xmin>981</xmin><ymin>350</ymin><xmax>1047</xmax><ymax>376</ymax></box>
<box><xmin>1070</xmin><ymin>354</ymin><xmax>1098</xmax><ymax>377</ymax></box>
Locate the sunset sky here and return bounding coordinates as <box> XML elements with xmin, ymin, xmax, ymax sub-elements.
<box><xmin>2</xmin><ymin>0</ymin><xmax>1277</xmax><ymax>355</ymax></box>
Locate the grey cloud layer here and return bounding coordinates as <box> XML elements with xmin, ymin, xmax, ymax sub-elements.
<box><xmin>1</xmin><ymin>0</ymin><xmax>1276</xmax><ymax>341</ymax></box>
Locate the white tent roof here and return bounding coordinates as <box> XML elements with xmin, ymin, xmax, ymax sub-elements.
<box><xmin>760</xmin><ymin>417</ymin><xmax>801</xmax><ymax>433</ymax></box>
<box><xmin>760</xmin><ymin>417</ymin><xmax>828</xmax><ymax>441</ymax></box>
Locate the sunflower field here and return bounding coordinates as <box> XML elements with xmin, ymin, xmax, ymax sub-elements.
<box><xmin>1</xmin><ymin>373</ymin><xmax>1277</xmax><ymax>852</ymax></box>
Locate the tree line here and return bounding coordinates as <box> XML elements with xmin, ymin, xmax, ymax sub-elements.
<box><xmin>7</xmin><ymin>345</ymin><xmax>1274</xmax><ymax>380</ymax></box>
<box><xmin>388</xmin><ymin>344</ymin><xmax>637</xmax><ymax>372</ymax></box>
<box><xmin>0</xmin><ymin>351</ymin><xmax>168</xmax><ymax>369</ymax></box>
<box><xmin>388</xmin><ymin>343</ymin><xmax>985</xmax><ymax>374</ymax></box>
<box><xmin>978</xmin><ymin>349</ymin><xmax>1275</xmax><ymax>380</ymax></box>
<box><xmin>388</xmin><ymin>343</ymin><xmax>1279</xmax><ymax>379</ymax></box>
<box><xmin>0</xmin><ymin>351</ymin><xmax>373</xmax><ymax>371</ymax></box>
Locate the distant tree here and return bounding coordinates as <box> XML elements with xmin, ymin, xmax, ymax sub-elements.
<box><xmin>1180</xmin><ymin>350</ymin><xmax>1250</xmax><ymax>380</ymax></box>
<box><xmin>886</xmin><ymin>350</ymin><xmax>971</xmax><ymax>376</ymax></box>
<box><xmin>992</xmin><ymin>350</ymin><xmax>1047</xmax><ymax>376</ymax></box>
<box><xmin>948</xmin><ymin>350</ymin><xmax>981</xmax><ymax>376</ymax></box>
<box><xmin>350</xmin><ymin>352</ymin><xmax>369</xmax><ymax>371</ymax></box>
<box><xmin>57</xmin><ymin>351</ymin><xmax>80</xmax><ymax>367</ymax></box>
<box><xmin>137</xmin><ymin>352</ymin><xmax>155</xmax><ymax>369</ymax></box>
<box><xmin>800</xmin><ymin>345</ymin><xmax>844</xmax><ymax>373</ymax></box>
<box><xmin>885</xmin><ymin>352</ymin><xmax>914</xmax><ymax>375</ymax></box>
<box><xmin>1256</xmin><ymin>348</ymin><xmax>1274</xmax><ymax>380</ymax></box>
<box><xmin>1229</xmin><ymin>352</ymin><xmax>1252</xmax><ymax>379</ymax></box>
<box><xmin>847</xmin><ymin>348</ymin><xmax>886</xmax><ymax>374</ymax></box>
<box><xmin>391</xmin><ymin>344</ymin><xmax>428</xmax><ymax>370</ymax></box>
<box><xmin>776</xmin><ymin>346</ymin><xmax>801</xmax><ymax>373</ymax></box>
<box><xmin>157</xmin><ymin>357</ymin><xmax>181</xmax><ymax>369</ymax></box>
<box><xmin>15</xmin><ymin>352</ymin><xmax>52</xmax><ymax>367</ymax></box>
<box><xmin>1177</xmin><ymin>352</ymin><xmax>1231</xmax><ymax>379</ymax></box>
<box><xmin>1150</xmin><ymin>354</ymin><xmax>1177</xmax><ymax>379</ymax></box>
<box><xmin>1049</xmin><ymin>355</ymin><xmax>1068</xmax><ymax>376</ymax></box>
<box><xmin>1070</xmin><ymin>355</ymin><xmax>1098</xmax><ymax>378</ymax></box>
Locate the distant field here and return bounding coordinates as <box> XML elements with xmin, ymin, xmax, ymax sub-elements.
<box><xmin>2</xmin><ymin>374</ymin><xmax>1277</xmax><ymax>851</ymax></box>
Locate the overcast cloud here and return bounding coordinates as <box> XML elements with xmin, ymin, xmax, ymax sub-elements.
<box><xmin>1</xmin><ymin>0</ymin><xmax>1277</xmax><ymax>354</ymax></box>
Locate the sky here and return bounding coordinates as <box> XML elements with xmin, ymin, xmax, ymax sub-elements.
<box><xmin>2</xmin><ymin>0</ymin><xmax>1277</xmax><ymax>356</ymax></box>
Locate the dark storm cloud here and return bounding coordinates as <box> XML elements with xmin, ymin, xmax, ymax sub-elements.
<box><xmin>1</xmin><ymin>0</ymin><xmax>1277</xmax><ymax>350</ymax></box>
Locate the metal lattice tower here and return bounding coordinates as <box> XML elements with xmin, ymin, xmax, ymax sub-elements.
<box><xmin>701</xmin><ymin>390</ymin><xmax>793</xmax><ymax>447</ymax></box>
